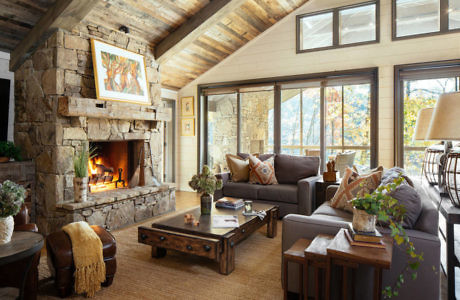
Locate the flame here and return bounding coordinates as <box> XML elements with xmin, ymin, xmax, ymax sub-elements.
<box><xmin>88</xmin><ymin>157</ymin><xmax>102</xmax><ymax>175</ymax></box>
<box><xmin>87</xmin><ymin>156</ymin><xmax>117</xmax><ymax>193</ymax></box>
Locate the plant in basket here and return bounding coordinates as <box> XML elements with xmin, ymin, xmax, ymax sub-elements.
<box><xmin>0</xmin><ymin>141</ymin><xmax>22</xmax><ymax>163</ymax></box>
<box><xmin>0</xmin><ymin>180</ymin><xmax>25</xmax><ymax>244</ymax></box>
<box><xmin>350</xmin><ymin>176</ymin><xmax>424</xmax><ymax>298</ymax></box>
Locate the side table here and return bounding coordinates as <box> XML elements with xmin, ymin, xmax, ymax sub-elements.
<box><xmin>326</xmin><ymin>229</ymin><xmax>393</xmax><ymax>300</ymax></box>
<box><xmin>283</xmin><ymin>238</ymin><xmax>311</xmax><ymax>300</ymax></box>
<box><xmin>0</xmin><ymin>231</ymin><xmax>44</xmax><ymax>300</ymax></box>
<box><xmin>304</xmin><ymin>234</ymin><xmax>334</xmax><ymax>300</ymax></box>
<box><xmin>315</xmin><ymin>178</ymin><xmax>341</xmax><ymax>210</ymax></box>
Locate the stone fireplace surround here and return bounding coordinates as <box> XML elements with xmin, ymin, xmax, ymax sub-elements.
<box><xmin>14</xmin><ymin>22</ymin><xmax>175</xmax><ymax>235</ymax></box>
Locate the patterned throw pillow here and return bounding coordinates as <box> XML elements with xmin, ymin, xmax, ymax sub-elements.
<box><xmin>248</xmin><ymin>155</ymin><xmax>278</xmax><ymax>185</ymax></box>
<box><xmin>330</xmin><ymin>167</ymin><xmax>382</xmax><ymax>212</ymax></box>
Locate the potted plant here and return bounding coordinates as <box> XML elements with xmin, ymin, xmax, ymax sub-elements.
<box><xmin>73</xmin><ymin>144</ymin><xmax>96</xmax><ymax>203</ymax></box>
<box><xmin>350</xmin><ymin>177</ymin><xmax>424</xmax><ymax>298</ymax></box>
<box><xmin>0</xmin><ymin>180</ymin><xmax>25</xmax><ymax>244</ymax></box>
<box><xmin>189</xmin><ymin>165</ymin><xmax>223</xmax><ymax>215</ymax></box>
<box><xmin>0</xmin><ymin>141</ymin><xmax>22</xmax><ymax>163</ymax></box>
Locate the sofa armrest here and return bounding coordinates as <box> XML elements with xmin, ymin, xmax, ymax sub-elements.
<box><xmin>214</xmin><ymin>172</ymin><xmax>231</xmax><ymax>201</ymax></box>
<box><xmin>325</xmin><ymin>185</ymin><xmax>339</xmax><ymax>202</ymax></box>
<box><xmin>297</xmin><ymin>175</ymin><xmax>321</xmax><ymax>215</ymax></box>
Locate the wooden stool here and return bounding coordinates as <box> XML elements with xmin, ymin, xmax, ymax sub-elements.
<box><xmin>304</xmin><ymin>234</ymin><xmax>334</xmax><ymax>300</ymax></box>
<box><xmin>283</xmin><ymin>238</ymin><xmax>311</xmax><ymax>300</ymax></box>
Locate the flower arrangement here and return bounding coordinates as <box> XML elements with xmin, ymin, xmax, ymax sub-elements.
<box><xmin>0</xmin><ymin>180</ymin><xmax>26</xmax><ymax>218</ymax></box>
<box><xmin>350</xmin><ymin>176</ymin><xmax>424</xmax><ymax>298</ymax></box>
<box><xmin>189</xmin><ymin>165</ymin><xmax>223</xmax><ymax>195</ymax></box>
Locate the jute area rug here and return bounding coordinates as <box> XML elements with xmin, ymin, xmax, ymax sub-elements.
<box><xmin>37</xmin><ymin>219</ymin><xmax>284</xmax><ymax>299</ymax></box>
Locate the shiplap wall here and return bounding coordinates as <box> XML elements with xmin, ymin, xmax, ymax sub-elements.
<box><xmin>0</xmin><ymin>51</ymin><xmax>14</xmax><ymax>142</ymax></box>
<box><xmin>177</xmin><ymin>0</ymin><xmax>460</xmax><ymax>191</ymax></box>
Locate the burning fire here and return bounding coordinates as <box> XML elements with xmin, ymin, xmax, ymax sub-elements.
<box><xmin>87</xmin><ymin>156</ymin><xmax>117</xmax><ymax>193</ymax></box>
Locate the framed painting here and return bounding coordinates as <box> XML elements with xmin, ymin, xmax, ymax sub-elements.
<box><xmin>181</xmin><ymin>96</ymin><xmax>194</xmax><ymax>116</ymax></box>
<box><xmin>181</xmin><ymin>118</ymin><xmax>195</xmax><ymax>136</ymax></box>
<box><xmin>91</xmin><ymin>39</ymin><xmax>150</xmax><ymax>105</ymax></box>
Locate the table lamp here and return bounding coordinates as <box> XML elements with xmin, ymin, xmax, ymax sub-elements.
<box><xmin>426</xmin><ymin>92</ymin><xmax>460</xmax><ymax>202</ymax></box>
<box><xmin>413</xmin><ymin>108</ymin><xmax>433</xmax><ymax>141</ymax></box>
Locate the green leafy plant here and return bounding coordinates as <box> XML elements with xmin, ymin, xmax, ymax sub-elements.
<box><xmin>189</xmin><ymin>165</ymin><xmax>223</xmax><ymax>195</ymax></box>
<box><xmin>350</xmin><ymin>176</ymin><xmax>424</xmax><ymax>299</ymax></box>
<box><xmin>0</xmin><ymin>180</ymin><xmax>25</xmax><ymax>218</ymax></box>
<box><xmin>0</xmin><ymin>141</ymin><xmax>22</xmax><ymax>161</ymax></box>
<box><xmin>73</xmin><ymin>144</ymin><xmax>97</xmax><ymax>178</ymax></box>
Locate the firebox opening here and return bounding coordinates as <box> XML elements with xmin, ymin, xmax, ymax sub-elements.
<box><xmin>88</xmin><ymin>140</ymin><xmax>143</xmax><ymax>193</ymax></box>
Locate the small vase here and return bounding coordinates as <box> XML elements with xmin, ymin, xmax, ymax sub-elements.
<box><xmin>200</xmin><ymin>193</ymin><xmax>212</xmax><ymax>215</ymax></box>
<box><xmin>74</xmin><ymin>177</ymin><xmax>88</xmax><ymax>203</ymax></box>
<box><xmin>0</xmin><ymin>216</ymin><xmax>14</xmax><ymax>244</ymax></box>
<box><xmin>352</xmin><ymin>207</ymin><xmax>377</xmax><ymax>233</ymax></box>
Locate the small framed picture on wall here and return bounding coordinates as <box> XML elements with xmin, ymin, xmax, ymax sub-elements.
<box><xmin>181</xmin><ymin>118</ymin><xmax>195</xmax><ymax>136</ymax></box>
<box><xmin>181</xmin><ymin>96</ymin><xmax>194</xmax><ymax>116</ymax></box>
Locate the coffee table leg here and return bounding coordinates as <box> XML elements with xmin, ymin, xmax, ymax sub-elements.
<box><xmin>219</xmin><ymin>235</ymin><xmax>235</xmax><ymax>275</ymax></box>
<box><xmin>151</xmin><ymin>246</ymin><xmax>166</xmax><ymax>258</ymax></box>
<box><xmin>267</xmin><ymin>208</ymin><xmax>279</xmax><ymax>238</ymax></box>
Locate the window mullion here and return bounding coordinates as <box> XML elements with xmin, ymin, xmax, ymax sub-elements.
<box><xmin>300</xmin><ymin>89</ymin><xmax>304</xmax><ymax>154</ymax></box>
<box><xmin>441</xmin><ymin>0</ymin><xmax>449</xmax><ymax>32</ymax></box>
<box><xmin>341</xmin><ymin>85</ymin><xmax>345</xmax><ymax>153</ymax></box>
<box><xmin>237</xmin><ymin>92</ymin><xmax>241</xmax><ymax>153</ymax></box>
<box><xmin>333</xmin><ymin>8</ymin><xmax>340</xmax><ymax>46</ymax></box>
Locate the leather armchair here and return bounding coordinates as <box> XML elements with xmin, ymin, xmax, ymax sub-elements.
<box><xmin>0</xmin><ymin>204</ymin><xmax>41</xmax><ymax>300</ymax></box>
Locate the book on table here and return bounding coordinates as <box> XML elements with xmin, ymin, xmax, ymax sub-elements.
<box><xmin>215</xmin><ymin>197</ymin><xmax>244</xmax><ymax>209</ymax></box>
<box><xmin>344</xmin><ymin>229</ymin><xmax>385</xmax><ymax>249</ymax></box>
<box><xmin>347</xmin><ymin>223</ymin><xmax>383</xmax><ymax>244</ymax></box>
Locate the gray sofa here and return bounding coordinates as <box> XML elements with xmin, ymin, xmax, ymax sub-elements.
<box><xmin>282</xmin><ymin>182</ymin><xmax>441</xmax><ymax>299</ymax></box>
<box><xmin>214</xmin><ymin>154</ymin><xmax>321</xmax><ymax>216</ymax></box>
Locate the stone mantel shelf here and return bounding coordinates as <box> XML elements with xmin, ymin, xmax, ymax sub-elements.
<box><xmin>56</xmin><ymin>185</ymin><xmax>174</xmax><ymax>211</ymax></box>
<box><xmin>58</xmin><ymin>96</ymin><xmax>172</xmax><ymax>122</ymax></box>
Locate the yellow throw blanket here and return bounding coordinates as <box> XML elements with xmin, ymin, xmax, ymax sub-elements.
<box><xmin>62</xmin><ymin>221</ymin><xmax>106</xmax><ymax>297</ymax></box>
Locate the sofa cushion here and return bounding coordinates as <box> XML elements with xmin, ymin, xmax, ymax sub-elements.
<box><xmin>274</xmin><ymin>154</ymin><xmax>319</xmax><ymax>184</ymax></box>
<box><xmin>249</xmin><ymin>155</ymin><xmax>278</xmax><ymax>185</ymax></box>
<box><xmin>330</xmin><ymin>167</ymin><xmax>382</xmax><ymax>212</ymax></box>
<box><xmin>313</xmin><ymin>201</ymin><xmax>353</xmax><ymax>221</ymax></box>
<box><xmin>381</xmin><ymin>166</ymin><xmax>414</xmax><ymax>187</ymax></box>
<box><xmin>258</xmin><ymin>184</ymin><xmax>298</xmax><ymax>204</ymax></box>
<box><xmin>225</xmin><ymin>154</ymin><xmax>249</xmax><ymax>182</ymax></box>
<box><xmin>223</xmin><ymin>182</ymin><xmax>261</xmax><ymax>199</ymax></box>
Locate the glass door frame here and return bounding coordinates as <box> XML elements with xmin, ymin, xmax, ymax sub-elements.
<box><xmin>198</xmin><ymin>67</ymin><xmax>379</xmax><ymax>173</ymax></box>
<box><xmin>161</xmin><ymin>98</ymin><xmax>176</xmax><ymax>183</ymax></box>
<box><xmin>394</xmin><ymin>59</ymin><xmax>460</xmax><ymax>167</ymax></box>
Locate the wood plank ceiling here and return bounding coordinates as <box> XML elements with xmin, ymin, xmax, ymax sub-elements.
<box><xmin>0</xmin><ymin>0</ymin><xmax>57</xmax><ymax>52</ymax></box>
<box><xmin>0</xmin><ymin>0</ymin><xmax>308</xmax><ymax>89</ymax></box>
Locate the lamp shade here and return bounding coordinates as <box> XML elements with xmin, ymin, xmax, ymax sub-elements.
<box><xmin>427</xmin><ymin>92</ymin><xmax>460</xmax><ymax>140</ymax></box>
<box><xmin>413</xmin><ymin>107</ymin><xmax>434</xmax><ymax>141</ymax></box>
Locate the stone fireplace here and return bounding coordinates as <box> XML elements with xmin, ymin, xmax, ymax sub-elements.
<box><xmin>13</xmin><ymin>22</ymin><xmax>175</xmax><ymax>234</ymax></box>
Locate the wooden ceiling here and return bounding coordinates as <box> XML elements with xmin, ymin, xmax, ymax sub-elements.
<box><xmin>1</xmin><ymin>0</ymin><xmax>309</xmax><ymax>89</ymax></box>
<box><xmin>0</xmin><ymin>0</ymin><xmax>57</xmax><ymax>52</ymax></box>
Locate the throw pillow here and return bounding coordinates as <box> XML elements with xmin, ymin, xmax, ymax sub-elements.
<box><xmin>248</xmin><ymin>155</ymin><xmax>278</xmax><ymax>185</ymax></box>
<box><xmin>379</xmin><ymin>184</ymin><xmax>422</xmax><ymax>229</ymax></box>
<box><xmin>381</xmin><ymin>166</ymin><xmax>414</xmax><ymax>187</ymax></box>
<box><xmin>238</xmin><ymin>153</ymin><xmax>274</xmax><ymax>161</ymax></box>
<box><xmin>225</xmin><ymin>154</ymin><xmax>249</xmax><ymax>182</ymax></box>
<box><xmin>330</xmin><ymin>167</ymin><xmax>382</xmax><ymax>212</ymax></box>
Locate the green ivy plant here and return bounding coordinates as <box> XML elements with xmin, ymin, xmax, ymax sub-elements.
<box><xmin>0</xmin><ymin>180</ymin><xmax>25</xmax><ymax>218</ymax></box>
<box><xmin>0</xmin><ymin>141</ymin><xmax>22</xmax><ymax>161</ymax></box>
<box><xmin>189</xmin><ymin>165</ymin><xmax>223</xmax><ymax>195</ymax></box>
<box><xmin>73</xmin><ymin>144</ymin><xmax>97</xmax><ymax>178</ymax></box>
<box><xmin>350</xmin><ymin>176</ymin><xmax>424</xmax><ymax>299</ymax></box>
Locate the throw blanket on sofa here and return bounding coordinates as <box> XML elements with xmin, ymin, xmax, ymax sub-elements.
<box><xmin>62</xmin><ymin>221</ymin><xmax>106</xmax><ymax>297</ymax></box>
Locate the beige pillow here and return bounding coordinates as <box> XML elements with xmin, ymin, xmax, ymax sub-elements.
<box><xmin>330</xmin><ymin>167</ymin><xmax>382</xmax><ymax>212</ymax></box>
<box><xmin>248</xmin><ymin>155</ymin><xmax>278</xmax><ymax>185</ymax></box>
<box><xmin>225</xmin><ymin>154</ymin><xmax>249</xmax><ymax>182</ymax></box>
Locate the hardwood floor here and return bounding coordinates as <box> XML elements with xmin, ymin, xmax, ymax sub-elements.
<box><xmin>175</xmin><ymin>190</ymin><xmax>200</xmax><ymax>210</ymax></box>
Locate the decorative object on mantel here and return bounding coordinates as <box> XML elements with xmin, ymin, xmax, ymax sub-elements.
<box><xmin>181</xmin><ymin>118</ymin><xmax>195</xmax><ymax>136</ymax></box>
<box><xmin>445</xmin><ymin>151</ymin><xmax>460</xmax><ymax>207</ymax></box>
<box><xmin>323</xmin><ymin>158</ymin><xmax>337</xmax><ymax>182</ymax></box>
<box><xmin>189</xmin><ymin>165</ymin><xmax>223</xmax><ymax>215</ymax></box>
<box><xmin>91</xmin><ymin>39</ymin><xmax>150</xmax><ymax>105</ymax></box>
<box><xmin>350</xmin><ymin>176</ymin><xmax>424</xmax><ymax>298</ymax></box>
<box><xmin>181</xmin><ymin>96</ymin><xmax>194</xmax><ymax>116</ymax></box>
<box><xmin>426</xmin><ymin>91</ymin><xmax>460</xmax><ymax>198</ymax></box>
<box><xmin>0</xmin><ymin>141</ymin><xmax>22</xmax><ymax>163</ymax></box>
<box><xmin>0</xmin><ymin>180</ymin><xmax>25</xmax><ymax>244</ymax></box>
<box><xmin>73</xmin><ymin>144</ymin><xmax>96</xmax><ymax>203</ymax></box>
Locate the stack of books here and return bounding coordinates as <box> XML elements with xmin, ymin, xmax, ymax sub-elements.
<box><xmin>215</xmin><ymin>197</ymin><xmax>244</xmax><ymax>210</ymax></box>
<box><xmin>345</xmin><ymin>223</ymin><xmax>385</xmax><ymax>249</ymax></box>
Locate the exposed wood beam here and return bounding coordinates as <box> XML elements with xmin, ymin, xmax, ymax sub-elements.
<box><xmin>155</xmin><ymin>0</ymin><xmax>246</xmax><ymax>64</ymax></box>
<box><xmin>9</xmin><ymin>0</ymin><xmax>100</xmax><ymax>71</ymax></box>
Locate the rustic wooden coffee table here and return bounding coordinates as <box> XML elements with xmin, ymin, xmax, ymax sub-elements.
<box><xmin>138</xmin><ymin>203</ymin><xmax>279</xmax><ymax>275</ymax></box>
